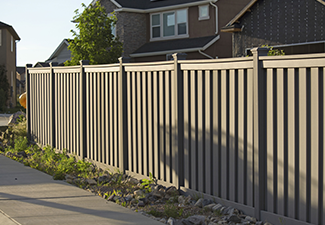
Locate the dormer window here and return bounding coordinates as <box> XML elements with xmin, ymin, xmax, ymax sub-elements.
<box><xmin>150</xmin><ymin>9</ymin><xmax>188</xmax><ymax>41</ymax></box>
<box><xmin>199</xmin><ymin>5</ymin><xmax>209</xmax><ymax>20</ymax></box>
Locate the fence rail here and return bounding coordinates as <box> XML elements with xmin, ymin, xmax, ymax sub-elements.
<box><xmin>26</xmin><ymin>49</ymin><xmax>325</xmax><ymax>225</ymax></box>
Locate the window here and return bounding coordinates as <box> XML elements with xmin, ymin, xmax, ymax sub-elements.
<box><xmin>199</xmin><ymin>5</ymin><xmax>209</xmax><ymax>20</ymax></box>
<box><xmin>151</xmin><ymin>9</ymin><xmax>188</xmax><ymax>40</ymax></box>
<box><xmin>11</xmin><ymin>35</ymin><xmax>13</xmax><ymax>52</ymax></box>
<box><xmin>111</xmin><ymin>24</ymin><xmax>116</xmax><ymax>37</ymax></box>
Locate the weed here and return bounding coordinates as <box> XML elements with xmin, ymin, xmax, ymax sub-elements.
<box><xmin>192</xmin><ymin>193</ymin><xmax>204</xmax><ymax>201</ymax></box>
<box><xmin>164</xmin><ymin>203</ymin><xmax>183</xmax><ymax>219</ymax></box>
<box><xmin>147</xmin><ymin>208</ymin><xmax>163</xmax><ymax>217</ymax></box>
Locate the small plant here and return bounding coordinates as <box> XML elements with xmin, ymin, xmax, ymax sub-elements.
<box><xmin>164</xmin><ymin>204</ymin><xmax>183</xmax><ymax>219</ymax></box>
<box><xmin>192</xmin><ymin>193</ymin><xmax>204</xmax><ymax>201</ymax></box>
<box><xmin>147</xmin><ymin>208</ymin><xmax>164</xmax><ymax>217</ymax></box>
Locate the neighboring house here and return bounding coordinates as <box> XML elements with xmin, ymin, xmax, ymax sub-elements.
<box><xmin>16</xmin><ymin>66</ymin><xmax>26</xmax><ymax>96</ymax></box>
<box><xmin>96</xmin><ymin>0</ymin><xmax>251</xmax><ymax>62</ymax></box>
<box><xmin>45</xmin><ymin>39</ymin><xmax>71</xmax><ymax>66</ymax></box>
<box><xmin>221</xmin><ymin>0</ymin><xmax>325</xmax><ymax>57</ymax></box>
<box><xmin>34</xmin><ymin>62</ymin><xmax>58</xmax><ymax>67</ymax></box>
<box><xmin>0</xmin><ymin>21</ymin><xmax>20</xmax><ymax>107</ymax></box>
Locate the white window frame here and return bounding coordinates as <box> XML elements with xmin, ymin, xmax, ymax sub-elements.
<box><xmin>150</xmin><ymin>8</ymin><xmax>189</xmax><ymax>41</ymax></box>
<box><xmin>11</xmin><ymin>35</ymin><xmax>13</xmax><ymax>52</ymax></box>
<box><xmin>199</xmin><ymin>5</ymin><xmax>210</xmax><ymax>20</ymax></box>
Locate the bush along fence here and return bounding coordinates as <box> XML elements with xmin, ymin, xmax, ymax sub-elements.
<box><xmin>26</xmin><ymin>48</ymin><xmax>325</xmax><ymax>225</ymax></box>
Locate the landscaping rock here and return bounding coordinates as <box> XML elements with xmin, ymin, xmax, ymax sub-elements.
<box><xmin>187</xmin><ymin>215</ymin><xmax>206</xmax><ymax>225</ymax></box>
<box><xmin>167</xmin><ymin>217</ymin><xmax>176</xmax><ymax>225</ymax></box>
<box><xmin>86</xmin><ymin>179</ymin><xmax>97</xmax><ymax>185</ymax></box>
<box><xmin>227</xmin><ymin>214</ymin><xmax>241</xmax><ymax>223</ymax></box>
<box><xmin>7</xmin><ymin>112</ymin><xmax>25</xmax><ymax>126</ymax></box>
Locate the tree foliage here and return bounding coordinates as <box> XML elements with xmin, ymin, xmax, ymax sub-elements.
<box><xmin>65</xmin><ymin>2</ymin><xmax>123</xmax><ymax>66</ymax></box>
<box><xmin>0</xmin><ymin>65</ymin><xmax>9</xmax><ymax>111</ymax></box>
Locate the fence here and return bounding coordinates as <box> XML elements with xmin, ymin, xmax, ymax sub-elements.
<box><xmin>26</xmin><ymin>48</ymin><xmax>325</xmax><ymax>225</ymax></box>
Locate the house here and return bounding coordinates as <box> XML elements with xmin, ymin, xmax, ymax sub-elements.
<box><xmin>16</xmin><ymin>66</ymin><xmax>26</xmax><ymax>96</ymax></box>
<box><xmin>96</xmin><ymin>0</ymin><xmax>251</xmax><ymax>62</ymax></box>
<box><xmin>33</xmin><ymin>62</ymin><xmax>58</xmax><ymax>67</ymax></box>
<box><xmin>45</xmin><ymin>39</ymin><xmax>71</xmax><ymax>66</ymax></box>
<box><xmin>221</xmin><ymin>0</ymin><xmax>325</xmax><ymax>57</ymax></box>
<box><xmin>0</xmin><ymin>21</ymin><xmax>20</xmax><ymax>107</ymax></box>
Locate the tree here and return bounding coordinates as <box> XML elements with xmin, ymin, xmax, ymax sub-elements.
<box><xmin>0</xmin><ymin>65</ymin><xmax>9</xmax><ymax>111</ymax></box>
<box><xmin>65</xmin><ymin>2</ymin><xmax>123</xmax><ymax>66</ymax></box>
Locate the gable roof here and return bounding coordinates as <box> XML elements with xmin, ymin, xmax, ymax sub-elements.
<box><xmin>0</xmin><ymin>21</ymin><xmax>20</xmax><ymax>40</ymax></box>
<box><xmin>221</xmin><ymin>0</ymin><xmax>325</xmax><ymax>32</ymax></box>
<box><xmin>130</xmin><ymin>35</ymin><xmax>220</xmax><ymax>57</ymax></box>
<box><xmin>46</xmin><ymin>39</ymin><xmax>70</xmax><ymax>61</ymax></box>
<box><xmin>111</xmin><ymin>0</ymin><xmax>217</xmax><ymax>12</ymax></box>
<box><xmin>16</xmin><ymin>67</ymin><xmax>25</xmax><ymax>75</ymax></box>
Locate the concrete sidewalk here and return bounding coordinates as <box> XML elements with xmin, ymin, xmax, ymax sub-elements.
<box><xmin>0</xmin><ymin>155</ymin><xmax>162</xmax><ymax>225</ymax></box>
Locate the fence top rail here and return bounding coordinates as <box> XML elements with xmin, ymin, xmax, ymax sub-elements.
<box><xmin>84</xmin><ymin>64</ymin><xmax>120</xmax><ymax>73</ymax></box>
<box><xmin>180</xmin><ymin>57</ymin><xmax>254</xmax><ymax>70</ymax></box>
<box><xmin>124</xmin><ymin>61</ymin><xmax>174</xmax><ymax>72</ymax></box>
<box><xmin>28</xmin><ymin>69</ymin><xmax>51</xmax><ymax>74</ymax></box>
<box><xmin>261</xmin><ymin>53</ymin><xmax>325</xmax><ymax>69</ymax></box>
<box><xmin>259</xmin><ymin>52</ymin><xmax>325</xmax><ymax>61</ymax></box>
<box><xmin>179</xmin><ymin>56</ymin><xmax>253</xmax><ymax>64</ymax></box>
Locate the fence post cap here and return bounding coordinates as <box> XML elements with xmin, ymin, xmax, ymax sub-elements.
<box><xmin>119</xmin><ymin>57</ymin><xmax>131</xmax><ymax>63</ymax></box>
<box><xmin>79</xmin><ymin>60</ymin><xmax>90</xmax><ymax>65</ymax></box>
<box><xmin>251</xmin><ymin>47</ymin><xmax>269</xmax><ymax>56</ymax></box>
<box><xmin>172</xmin><ymin>52</ymin><xmax>187</xmax><ymax>60</ymax></box>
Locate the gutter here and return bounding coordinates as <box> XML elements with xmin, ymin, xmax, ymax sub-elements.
<box><xmin>114</xmin><ymin>0</ymin><xmax>218</xmax><ymax>13</ymax></box>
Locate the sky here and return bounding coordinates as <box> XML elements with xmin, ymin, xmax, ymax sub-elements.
<box><xmin>0</xmin><ymin>0</ymin><xmax>93</xmax><ymax>67</ymax></box>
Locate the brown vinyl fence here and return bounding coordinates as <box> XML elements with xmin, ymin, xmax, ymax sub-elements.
<box><xmin>26</xmin><ymin>48</ymin><xmax>325</xmax><ymax>225</ymax></box>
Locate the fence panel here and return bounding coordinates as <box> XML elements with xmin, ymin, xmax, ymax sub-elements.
<box><xmin>84</xmin><ymin>65</ymin><xmax>120</xmax><ymax>168</ymax></box>
<box><xmin>124</xmin><ymin>61</ymin><xmax>178</xmax><ymax>185</ymax></box>
<box><xmin>261</xmin><ymin>55</ymin><xmax>325</xmax><ymax>224</ymax></box>
<box><xmin>180</xmin><ymin>59</ymin><xmax>255</xmax><ymax>209</ymax></box>
<box><xmin>29</xmin><ymin>69</ymin><xmax>52</xmax><ymax>146</ymax></box>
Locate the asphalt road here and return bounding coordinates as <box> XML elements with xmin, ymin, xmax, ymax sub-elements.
<box><xmin>0</xmin><ymin>114</ymin><xmax>12</xmax><ymax>127</ymax></box>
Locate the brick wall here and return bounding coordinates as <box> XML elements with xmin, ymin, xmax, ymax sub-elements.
<box><xmin>99</xmin><ymin>0</ymin><xmax>147</xmax><ymax>57</ymax></box>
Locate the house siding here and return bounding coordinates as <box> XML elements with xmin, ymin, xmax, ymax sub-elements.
<box><xmin>100</xmin><ymin>0</ymin><xmax>147</xmax><ymax>58</ymax></box>
<box><xmin>117</xmin><ymin>12</ymin><xmax>147</xmax><ymax>58</ymax></box>
<box><xmin>232</xmin><ymin>0</ymin><xmax>325</xmax><ymax>57</ymax></box>
<box><xmin>0</xmin><ymin>28</ymin><xmax>17</xmax><ymax>107</ymax></box>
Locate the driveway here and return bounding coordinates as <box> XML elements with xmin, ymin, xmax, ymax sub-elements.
<box><xmin>0</xmin><ymin>114</ymin><xmax>12</xmax><ymax>127</ymax></box>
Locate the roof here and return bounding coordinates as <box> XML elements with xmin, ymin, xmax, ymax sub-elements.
<box><xmin>0</xmin><ymin>21</ymin><xmax>20</xmax><ymax>40</ymax></box>
<box><xmin>16</xmin><ymin>67</ymin><xmax>25</xmax><ymax>75</ymax></box>
<box><xmin>130</xmin><ymin>35</ymin><xmax>220</xmax><ymax>57</ymax></box>
<box><xmin>221</xmin><ymin>0</ymin><xmax>325</xmax><ymax>32</ymax></box>
<box><xmin>47</xmin><ymin>39</ymin><xmax>70</xmax><ymax>61</ymax></box>
<box><xmin>111</xmin><ymin>0</ymin><xmax>217</xmax><ymax>12</ymax></box>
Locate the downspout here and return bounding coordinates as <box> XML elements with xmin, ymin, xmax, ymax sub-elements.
<box><xmin>210</xmin><ymin>1</ymin><xmax>218</xmax><ymax>34</ymax></box>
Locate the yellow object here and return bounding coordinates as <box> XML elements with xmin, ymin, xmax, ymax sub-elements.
<box><xmin>19</xmin><ymin>92</ymin><xmax>27</xmax><ymax>109</ymax></box>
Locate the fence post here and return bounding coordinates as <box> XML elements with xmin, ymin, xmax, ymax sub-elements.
<box><xmin>118</xmin><ymin>57</ymin><xmax>129</xmax><ymax>173</ymax></box>
<box><xmin>26</xmin><ymin>64</ymin><xmax>31</xmax><ymax>141</ymax></box>
<box><xmin>252</xmin><ymin>47</ymin><xmax>268</xmax><ymax>220</ymax></box>
<box><xmin>49</xmin><ymin>63</ymin><xmax>55</xmax><ymax>148</ymax></box>
<box><xmin>79</xmin><ymin>60</ymin><xmax>89</xmax><ymax>159</ymax></box>
<box><xmin>172</xmin><ymin>53</ymin><xmax>186</xmax><ymax>188</ymax></box>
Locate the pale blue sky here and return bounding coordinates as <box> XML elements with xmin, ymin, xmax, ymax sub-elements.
<box><xmin>0</xmin><ymin>0</ymin><xmax>93</xmax><ymax>66</ymax></box>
